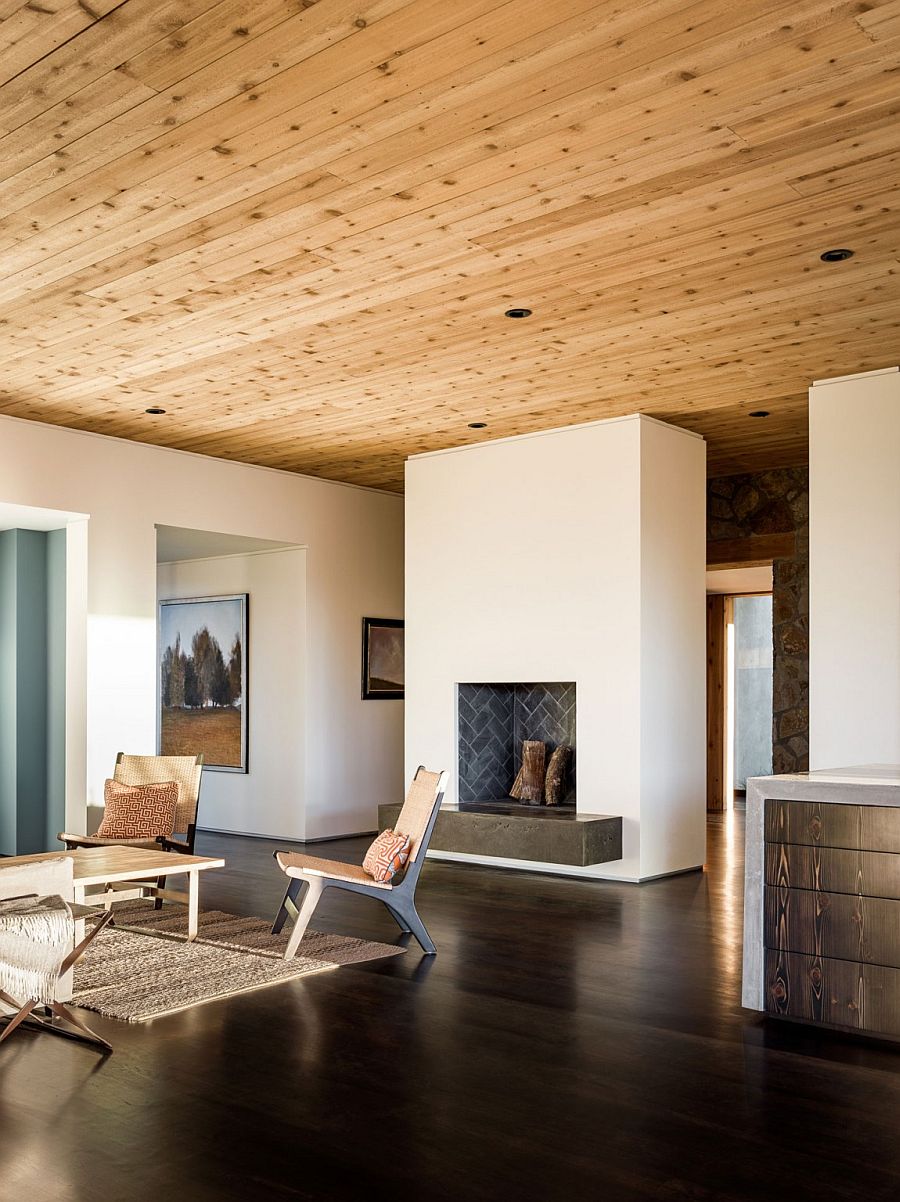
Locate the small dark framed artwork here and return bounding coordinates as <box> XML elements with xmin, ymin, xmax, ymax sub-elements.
<box><xmin>362</xmin><ymin>617</ymin><xmax>404</xmax><ymax>700</ymax></box>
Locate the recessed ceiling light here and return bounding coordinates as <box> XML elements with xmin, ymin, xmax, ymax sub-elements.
<box><xmin>468</xmin><ymin>422</ymin><xmax>487</xmax><ymax>429</ymax></box>
<box><xmin>504</xmin><ymin>307</ymin><xmax>532</xmax><ymax>318</ymax></box>
<box><xmin>820</xmin><ymin>248</ymin><xmax>854</xmax><ymax>262</ymax></box>
<box><xmin>749</xmin><ymin>410</ymin><xmax>770</xmax><ymax>418</ymax></box>
<box><xmin>145</xmin><ymin>407</ymin><xmax>167</xmax><ymax>415</ymax></box>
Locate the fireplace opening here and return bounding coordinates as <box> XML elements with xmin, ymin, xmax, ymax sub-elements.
<box><xmin>457</xmin><ymin>682</ymin><xmax>576</xmax><ymax>808</ymax></box>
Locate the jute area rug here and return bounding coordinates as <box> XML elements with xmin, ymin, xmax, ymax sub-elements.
<box><xmin>72</xmin><ymin>901</ymin><xmax>405</xmax><ymax>1022</ymax></box>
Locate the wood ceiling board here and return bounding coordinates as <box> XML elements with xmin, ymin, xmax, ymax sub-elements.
<box><xmin>3</xmin><ymin>65</ymin><xmax>879</xmax><ymax>300</ymax></box>
<box><xmin>0</xmin><ymin>4</ymin><xmax>862</xmax><ymax>262</ymax></box>
<box><xmin>7</xmin><ymin>256</ymin><xmax>897</xmax><ymax>374</ymax></box>
<box><xmin>0</xmin><ymin>0</ymin><xmax>120</xmax><ymax>86</ymax></box>
<box><xmin>858</xmin><ymin>0</ymin><xmax>900</xmax><ymax>36</ymax></box>
<box><xmin>1</xmin><ymin>0</ymin><xmax>899</xmax><ymax>490</ymax></box>
<box><xmin>0</xmin><ymin>2</ymin><xmax>423</xmax><ymax>226</ymax></box>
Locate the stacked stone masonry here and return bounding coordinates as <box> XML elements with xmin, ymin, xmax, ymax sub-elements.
<box><xmin>708</xmin><ymin>467</ymin><xmax>809</xmax><ymax>775</ymax></box>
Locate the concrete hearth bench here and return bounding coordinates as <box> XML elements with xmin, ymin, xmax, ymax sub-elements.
<box><xmin>377</xmin><ymin>801</ymin><xmax>622</xmax><ymax>868</ymax></box>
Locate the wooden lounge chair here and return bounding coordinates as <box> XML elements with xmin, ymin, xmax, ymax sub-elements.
<box><xmin>59</xmin><ymin>753</ymin><xmax>204</xmax><ymax>854</ymax></box>
<box><xmin>59</xmin><ymin>753</ymin><xmax>203</xmax><ymax>910</ymax></box>
<box><xmin>272</xmin><ymin>767</ymin><xmax>447</xmax><ymax>959</ymax></box>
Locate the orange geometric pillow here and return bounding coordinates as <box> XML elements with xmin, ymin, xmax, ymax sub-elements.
<box><xmin>96</xmin><ymin>779</ymin><xmax>179</xmax><ymax>839</ymax></box>
<box><xmin>363</xmin><ymin>829</ymin><xmax>411</xmax><ymax>882</ymax></box>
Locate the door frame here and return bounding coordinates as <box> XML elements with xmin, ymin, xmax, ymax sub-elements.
<box><xmin>706</xmin><ymin>588</ymin><xmax>772</xmax><ymax>812</ymax></box>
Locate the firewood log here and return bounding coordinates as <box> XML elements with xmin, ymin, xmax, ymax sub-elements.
<box><xmin>510</xmin><ymin>740</ymin><xmax>546</xmax><ymax>803</ymax></box>
<box><xmin>544</xmin><ymin>745</ymin><xmax>573</xmax><ymax>806</ymax></box>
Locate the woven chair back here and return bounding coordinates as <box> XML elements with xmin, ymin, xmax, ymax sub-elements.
<box><xmin>113</xmin><ymin>753</ymin><xmax>203</xmax><ymax>835</ymax></box>
<box><xmin>395</xmin><ymin>768</ymin><xmax>444</xmax><ymax>862</ymax></box>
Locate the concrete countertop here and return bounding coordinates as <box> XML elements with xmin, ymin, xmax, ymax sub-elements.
<box><xmin>742</xmin><ymin>765</ymin><xmax>900</xmax><ymax>1011</ymax></box>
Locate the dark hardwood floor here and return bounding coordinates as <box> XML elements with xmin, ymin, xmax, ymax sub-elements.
<box><xmin>3</xmin><ymin>810</ymin><xmax>900</xmax><ymax>1201</ymax></box>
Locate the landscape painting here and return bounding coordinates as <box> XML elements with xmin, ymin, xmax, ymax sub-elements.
<box><xmin>159</xmin><ymin>594</ymin><xmax>248</xmax><ymax>771</ymax></box>
<box><xmin>362</xmin><ymin>617</ymin><xmax>404</xmax><ymax>700</ymax></box>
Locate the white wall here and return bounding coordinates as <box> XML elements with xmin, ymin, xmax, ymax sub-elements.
<box><xmin>65</xmin><ymin>521</ymin><xmax>88</xmax><ymax>835</ymax></box>
<box><xmin>0</xmin><ymin>415</ymin><xmax>404</xmax><ymax>840</ymax></box>
<box><xmin>157</xmin><ymin>549</ymin><xmax>307</xmax><ymax>840</ymax></box>
<box><xmin>638</xmin><ymin>418</ymin><xmax>708</xmax><ymax>878</ymax></box>
<box><xmin>405</xmin><ymin>414</ymin><xmax>706</xmax><ymax>881</ymax></box>
<box><xmin>809</xmin><ymin>366</ymin><xmax>900</xmax><ymax>769</ymax></box>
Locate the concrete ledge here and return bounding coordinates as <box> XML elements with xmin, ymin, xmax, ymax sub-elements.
<box><xmin>379</xmin><ymin>802</ymin><xmax>622</xmax><ymax>868</ymax></box>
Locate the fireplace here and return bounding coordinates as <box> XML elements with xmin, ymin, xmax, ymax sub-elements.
<box><xmin>456</xmin><ymin>682</ymin><xmax>576</xmax><ymax>807</ymax></box>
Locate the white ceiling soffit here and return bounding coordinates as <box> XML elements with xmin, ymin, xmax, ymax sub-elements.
<box><xmin>156</xmin><ymin>524</ymin><xmax>301</xmax><ymax>563</ymax></box>
<box><xmin>0</xmin><ymin>501</ymin><xmax>88</xmax><ymax>532</ymax></box>
<box><xmin>705</xmin><ymin>565</ymin><xmax>773</xmax><ymax>595</ymax></box>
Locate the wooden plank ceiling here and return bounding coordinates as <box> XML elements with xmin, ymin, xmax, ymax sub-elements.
<box><xmin>0</xmin><ymin>0</ymin><xmax>898</xmax><ymax>491</ymax></box>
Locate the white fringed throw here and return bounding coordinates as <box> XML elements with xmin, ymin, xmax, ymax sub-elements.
<box><xmin>0</xmin><ymin>894</ymin><xmax>72</xmax><ymax>1005</ymax></box>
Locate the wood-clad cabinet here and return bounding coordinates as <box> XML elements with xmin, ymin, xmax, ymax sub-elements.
<box><xmin>764</xmin><ymin>799</ymin><xmax>900</xmax><ymax>1038</ymax></box>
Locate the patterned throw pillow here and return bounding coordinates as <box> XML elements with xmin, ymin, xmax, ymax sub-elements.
<box><xmin>96</xmin><ymin>779</ymin><xmax>179</xmax><ymax>839</ymax></box>
<box><xmin>363</xmin><ymin>829</ymin><xmax>411</xmax><ymax>882</ymax></box>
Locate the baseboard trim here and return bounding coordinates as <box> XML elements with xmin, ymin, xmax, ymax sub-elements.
<box><xmin>303</xmin><ymin>830</ymin><xmax>378</xmax><ymax>844</ymax></box>
<box><xmin>636</xmin><ymin>864</ymin><xmax>705</xmax><ymax>883</ymax></box>
<box><xmin>425</xmin><ymin>849</ymin><xmax>705</xmax><ymax>883</ymax></box>
<box><xmin>196</xmin><ymin>826</ymin><xmax>377</xmax><ymax>844</ymax></box>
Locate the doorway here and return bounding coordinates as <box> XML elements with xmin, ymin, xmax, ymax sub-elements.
<box><xmin>0</xmin><ymin>500</ymin><xmax>89</xmax><ymax>853</ymax></box>
<box><xmin>155</xmin><ymin>524</ymin><xmax>308</xmax><ymax>840</ymax></box>
<box><xmin>706</xmin><ymin>566</ymin><xmax>773</xmax><ymax>811</ymax></box>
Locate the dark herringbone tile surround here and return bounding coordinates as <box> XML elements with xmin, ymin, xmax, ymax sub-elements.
<box><xmin>457</xmin><ymin>681</ymin><xmax>576</xmax><ymax>804</ymax></box>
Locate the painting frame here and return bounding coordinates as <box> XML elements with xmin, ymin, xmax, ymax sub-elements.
<box><xmin>361</xmin><ymin>616</ymin><xmax>404</xmax><ymax>700</ymax></box>
<box><xmin>157</xmin><ymin>593</ymin><xmax>249</xmax><ymax>773</ymax></box>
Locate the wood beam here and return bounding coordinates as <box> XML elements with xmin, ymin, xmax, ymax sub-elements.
<box><xmin>707</xmin><ymin>532</ymin><xmax>796</xmax><ymax>570</ymax></box>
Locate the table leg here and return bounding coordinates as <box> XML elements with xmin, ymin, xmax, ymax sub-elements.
<box><xmin>187</xmin><ymin>869</ymin><xmax>199</xmax><ymax>941</ymax></box>
<box><xmin>72</xmin><ymin>884</ymin><xmax>87</xmax><ymax>945</ymax></box>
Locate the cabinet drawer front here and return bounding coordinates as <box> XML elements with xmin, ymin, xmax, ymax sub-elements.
<box><xmin>765</xmin><ymin>885</ymin><xmax>900</xmax><ymax>970</ymax></box>
<box><xmin>765</xmin><ymin>949</ymin><xmax>900</xmax><ymax>1038</ymax></box>
<box><xmin>765</xmin><ymin>842</ymin><xmax>900</xmax><ymax>900</ymax></box>
<box><xmin>765</xmin><ymin>799</ymin><xmax>900</xmax><ymax>853</ymax></box>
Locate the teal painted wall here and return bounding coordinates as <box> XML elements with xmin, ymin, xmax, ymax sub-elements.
<box><xmin>46</xmin><ymin>529</ymin><xmax>67</xmax><ymax>847</ymax></box>
<box><xmin>13</xmin><ymin>530</ymin><xmax>48</xmax><ymax>854</ymax></box>
<box><xmin>0</xmin><ymin>529</ymin><xmax>67</xmax><ymax>855</ymax></box>
<box><xmin>0</xmin><ymin>532</ymin><xmax>17</xmax><ymax>854</ymax></box>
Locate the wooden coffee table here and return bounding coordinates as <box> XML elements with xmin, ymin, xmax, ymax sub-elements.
<box><xmin>7</xmin><ymin>846</ymin><xmax>225</xmax><ymax>941</ymax></box>
<box><xmin>71</xmin><ymin>846</ymin><xmax>225</xmax><ymax>940</ymax></box>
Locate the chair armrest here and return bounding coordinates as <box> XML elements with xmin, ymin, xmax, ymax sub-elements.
<box><xmin>59</xmin><ymin>832</ymin><xmax>102</xmax><ymax>849</ymax></box>
<box><xmin>157</xmin><ymin>836</ymin><xmax>192</xmax><ymax>854</ymax></box>
<box><xmin>59</xmin><ymin>833</ymin><xmax>159</xmax><ymax>850</ymax></box>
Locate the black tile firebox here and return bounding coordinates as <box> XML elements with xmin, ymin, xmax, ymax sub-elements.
<box><xmin>457</xmin><ymin>682</ymin><xmax>576</xmax><ymax>806</ymax></box>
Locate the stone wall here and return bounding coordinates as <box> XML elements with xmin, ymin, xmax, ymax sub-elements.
<box><xmin>708</xmin><ymin>467</ymin><xmax>809</xmax><ymax>775</ymax></box>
